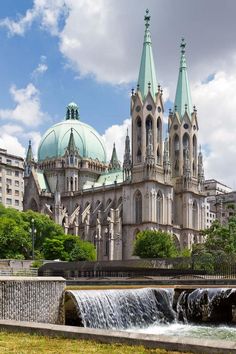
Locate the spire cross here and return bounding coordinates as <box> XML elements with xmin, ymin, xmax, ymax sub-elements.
<box><xmin>144</xmin><ymin>9</ymin><xmax>150</xmax><ymax>29</ymax></box>
<box><xmin>181</xmin><ymin>37</ymin><xmax>186</xmax><ymax>54</ymax></box>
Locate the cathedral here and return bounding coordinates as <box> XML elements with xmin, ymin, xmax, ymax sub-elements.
<box><xmin>23</xmin><ymin>10</ymin><xmax>206</xmax><ymax>260</ymax></box>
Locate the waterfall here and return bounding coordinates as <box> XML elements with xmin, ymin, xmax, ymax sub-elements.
<box><xmin>64</xmin><ymin>287</ymin><xmax>236</xmax><ymax>330</ymax></box>
<box><xmin>177</xmin><ymin>288</ymin><xmax>236</xmax><ymax>323</ymax></box>
<box><xmin>65</xmin><ymin>288</ymin><xmax>176</xmax><ymax>329</ymax></box>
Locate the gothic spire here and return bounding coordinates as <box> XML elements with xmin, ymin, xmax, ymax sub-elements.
<box><xmin>123</xmin><ymin>129</ymin><xmax>131</xmax><ymax>165</ymax></box>
<box><xmin>137</xmin><ymin>9</ymin><xmax>158</xmax><ymax>99</ymax></box>
<box><xmin>174</xmin><ymin>38</ymin><xmax>193</xmax><ymax>118</ymax></box>
<box><xmin>198</xmin><ymin>147</ymin><xmax>205</xmax><ymax>185</ymax></box>
<box><xmin>110</xmin><ymin>143</ymin><xmax>120</xmax><ymax>171</ymax></box>
<box><xmin>26</xmin><ymin>140</ymin><xmax>34</xmax><ymax>162</ymax></box>
<box><xmin>67</xmin><ymin>128</ymin><xmax>77</xmax><ymax>153</ymax></box>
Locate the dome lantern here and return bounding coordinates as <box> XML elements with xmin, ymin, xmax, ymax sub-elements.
<box><xmin>66</xmin><ymin>102</ymin><xmax>79</xmax><ymax>120</ymax></box>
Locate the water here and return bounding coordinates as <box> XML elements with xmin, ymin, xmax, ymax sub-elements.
<box><xmin>67</xmin><ymin>288</ymin><xmax>176</xmax><ymax>329</ymax></box>
<box><xmin>133</xmin><ymin>323</ymin><xmax>236</xmax><ymax>341</ymax></box>
<box><xmin>65</xmin><ymin>287</ymin><xmax>236</xmax><ymax>341</ymax></box>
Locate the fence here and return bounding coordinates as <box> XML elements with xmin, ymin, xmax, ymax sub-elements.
<box><xmin>0</xmin><ymin>268</ymin><xmax>38</xmax><ymax>277</ymax></box>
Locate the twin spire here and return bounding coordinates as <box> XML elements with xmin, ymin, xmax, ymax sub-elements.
<box><xmin>137</xmin><ymin>9</ymin><xmax>158</xmax><ymax>99</ymax></box>
<box><xmin>174</xmin><ymin>38</ymin><xmax>193</xmax><ymax>118</ymax></box>
<box><xmin>137</xmin><ymin>10</ymin><xmax>193</xmax><ymax>119</ymax></box>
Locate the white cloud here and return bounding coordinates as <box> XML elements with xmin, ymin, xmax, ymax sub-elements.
<box><xmin>0</xmin><ymin>134</ymin><xmax>25</xmax><ymax>157</ymax></box>
<box><xmin>0</xmin><ymin>0</ymin><xmax>67</xmax><ymax>36</ymax></box>
<box><xmin>192</xmin><ymin>70</ymin><xmax>236</xmax><ymax>187</ymax></box>
<box><xmin>32</xmin><ymin>56</ymin><xmax>48</xmax><ymax>78</ymax></box>
<box><xmin>0</xmin><ymin>83</ymin><xmax>46</xmax><ymax>127</ymax></box>
<box><xmin>102</xmin><ymin>118</ymin><xmax>131</xmax><ymax>163</ymax></box>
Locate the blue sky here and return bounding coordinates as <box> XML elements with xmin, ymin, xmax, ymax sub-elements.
<box><xmin>1</xmin><ymin>1</ymin><xmax>236</xmax><ymax>186</ymax></box>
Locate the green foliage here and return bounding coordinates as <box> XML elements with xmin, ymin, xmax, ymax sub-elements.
<box><xmin>70</xmin><ymin>239</ymin><xmax>96</xmax><ymax>261</ymax></box>
<box><xmin>192</xmin><ymin>217</ymin><xmax>236</xmax><ymax>273</ymax></box>
<box><xmin>133</xmin><ymin>230</ymin><xmax>177</xmax><ymax>258</ymax></box>
<box><xmin>0</xmin><ymin>203</ymin><xmax>96</xmax><ymax>261</ymax></box>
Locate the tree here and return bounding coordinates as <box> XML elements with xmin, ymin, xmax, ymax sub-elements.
<box><xmin>133</xmin><ymin>230</ymin><xmax>177</xmax><ymax>258</ymax></box>
<box><xmin>0</xmin><ymin>204</ymin><xmax>96</xmax><ymax>261</ymax></box>
<box><xmin>69</xmin><ymin>239</ymin><xmax>96</xmax><ymax>261</ymax></box>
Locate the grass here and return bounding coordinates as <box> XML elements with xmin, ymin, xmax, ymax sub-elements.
<box><xmin>0</xmin><ymin>331</ymin><xmax>192</xmax><ymax>354</ymax></box>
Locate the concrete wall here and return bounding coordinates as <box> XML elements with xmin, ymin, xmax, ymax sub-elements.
<box><xmin>0</xmin><ymin>277</ymin><xmax>65</xmax><ymax>324</ymax></box>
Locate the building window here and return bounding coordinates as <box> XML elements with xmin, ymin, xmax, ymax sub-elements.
<box><xmin>14</xmin><ymin>161</ymin><xmax>19</xmax><ymax>166</ymax></box>
<box><xmin>6</xmin><ymin>198</ymin><xmax>12</xmax><ymax>205</ymax></box>
<box><xmin>6</xmin><ymin>170</ymin><xmax>12</xmax><ymax>176</ymax></box>
<box><xmin>6</xmin><ymin>159</ymin><xmax>12</xmax><ymax>165</ymax></box>
<box><xmin>15</xmin><ymin>180</ymin><xmax>19</xmax><ymax>187</ymax></box>
<box><xmin>15</xmin><ymin>190</ymin><xmax>19</xmax><ymax>196</ymax></box>
<box><xmin>15</xmin><ymin>200</ymin><xmax>19</xmax><ymax>206</ymax></box>
<box><xmin>15</xmin><ymin>171</ymin><xmax>19</xmax><ymax>177</ymax></box>
<box><xmin>134</xmin><ymin>190</ymin><xmax>142</xmax><ymax>224</ymax></box>
<box><xmin>7</xmin><ymin>189</ymin><xmax>12</xmax><ymax>195</ymax></box>
<box><xmin>6</xmin><ymin>179</ymin><xmax>12</xmax><ymax>185</ymax></box>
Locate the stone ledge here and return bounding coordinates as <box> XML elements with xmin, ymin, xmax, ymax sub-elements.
<box><xmin>0</xmin><ymin>320</ymin><xmax>236</xmax><ymax>354</ymax></box>
<box><xmin>0</xmin><ymin>276</ymin><xmax>65</xmax><ymax>281</ymax></box>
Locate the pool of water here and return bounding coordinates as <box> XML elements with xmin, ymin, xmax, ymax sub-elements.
<box><xmin>129</xmin><ymin>323</ymin><xmax>236</xmax><ymax>341</ymax></box>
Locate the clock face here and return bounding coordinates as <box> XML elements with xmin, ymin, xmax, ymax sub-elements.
<box><xmin>174</xmin><ymin>124</ymin><xmax>178</xmax><ymax>130</ymax></box>
<box><xmin>183</xmin><ymin>123</ymin><xmax>189</xmax><ymax>129</ymax></box>
<box><xmin>193</xmin><ymin>125</ymin><xmax>196</xmax><ymax>130</ymax></box>
<box><xmin>135</xmin><ymin>105</ymin><xmax>141</xmax><ymax>112</ymax></box>
<box><xmin>158</xmin><ymin>106</ymin><xmax>161</xmax><ymax>113</ymax></box>
<box><xmin>146</xmin><ymin>104</ymin><xmax>152</xmax><ymax>111</ymax></box>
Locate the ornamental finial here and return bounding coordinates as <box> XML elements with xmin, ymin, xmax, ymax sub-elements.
<box><xmin>144</xmin><ymin>9</ymin><xmax>150</xmax><ymax>29</ymax></box>
<box><xmin>181</xmin><ymin>37</ymin><xmax>186</xmax><ymax>54</ymax></box>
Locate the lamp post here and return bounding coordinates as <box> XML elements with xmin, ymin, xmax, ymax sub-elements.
<box><xmin>29</xmin><ymin>219</ymin><xmax>37</xmax><ymax>260</ymax></box>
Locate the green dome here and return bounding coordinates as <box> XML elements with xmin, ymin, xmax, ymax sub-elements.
<box><xmin>38</xmin><ymin>119</ymin><xmax>107</xmax><ymax>162</ymax></box>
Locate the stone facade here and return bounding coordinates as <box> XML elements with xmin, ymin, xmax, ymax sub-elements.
<box><xmin>23</xmin><ymin>10</ymin><xmax>206</xmax><ymax>260</ymax></box>
<box><xmin>0</xmin><ymin>148</ymin><xmax>24</xmax><ymax>210</ymax></box>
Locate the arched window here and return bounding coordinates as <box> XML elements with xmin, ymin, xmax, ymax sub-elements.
<box><xmin>174</xmin><ymin>134</ymin><xmax>180</xmax><ymax>156</ymax></box>
<box><xmin>156</xmin><ymin>191</ymin><xmax>163</xmax><ymax>224</ymax></box>
<box><xmin>66</xmin><ymin>108</ymin><xmax>70</xmax><ymax>120</ymax></box>
<box><xmin>192</xmin><ymin>200</ymin><xmax>198</xmax><ymax>229</ymax></box>
<box><xmin>70</xmin><ymin>155</ymin><xmax>73</xmax><ymax>164</ymax></box>
<box><xmin>75</xmin><ymin>177</ymin><xmax>77</xmax><ymax>191</ymax></box>
<box><xmin>71</xmin><ymin>109</ymin><xmax>74</xmax><ymax>119</ymax></box>
<box><xmin>134</xmin><ymin>190</ymin><xmax>142</xmax><ymax>224</ymax></box>
<box><xmin>183</xmin><ymin>133</ymin><xmax>190</xmax><ymax>158</ymax></box>
<box><xmin>157</xmin><ymin>117</ymin><xmax>162</xmax><ymax>143</ymax></box>
<box><xmin>70</xmin><ymin>177</ymin><xmax>73</xmax><ymax>191</ymax></box>
<box><xmin>67</xmin><ymin>177</ymin><xmax>69</xmax><ymax>191</ymax></box>
<box><xmin>146</xmin><ymin>115</ymin><xmax>153</xmax><ymax>146</ymax></box>
<box><xmin>136</xmin><ymin>117</ymin><xmax>142</xmax><ymax>162</ymax></box>
<box><xmin>157</xmin><ymin>147</ymin><xmax>160</xmax><ymax>164</ymax></box>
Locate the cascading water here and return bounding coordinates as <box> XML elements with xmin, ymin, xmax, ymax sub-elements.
<box><xmin>64</xmin><ymin>287</ymin><xmax>236</xmax><ymax>340</ymax></box>
<box><xmin>65</xmin><ymin>288</ymin><xmax>176</xmax><ymax>329</ymax></box>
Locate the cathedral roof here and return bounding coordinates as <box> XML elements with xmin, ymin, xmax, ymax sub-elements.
<box><xmin>38</xmin><ymin>103</ymin><xmax>107</xmax><ymax>162</ymax></box>
<box><xmin>137</xmin><ymin>9</ymin><xmax>157</xmax><ymax>99</ymax></box>
<box><xmin>174</xmin><ymin>38</ymin><xmax>193</xmax><ymax>118</ymax></box>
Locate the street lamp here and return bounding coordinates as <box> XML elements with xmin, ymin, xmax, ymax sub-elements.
<box><xmin>29</xmin><ymin>218</ymin><xmax>37</xmax><ymax>260</ymax></box>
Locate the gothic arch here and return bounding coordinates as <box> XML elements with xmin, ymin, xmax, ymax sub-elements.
<box><xmin>157</xmin><ymin>117</ymin><xmax>162</xmax><ymax>143</ymax></box>
<box><xmin>145</xmin><ymin>115</ymin><xmax>153</xmax><ymax>146</ymax></box>
<box><xmin>192</xmin><ymin>200</ymin><xmax>198</xmax><ymax>229</ymax></box>
<box><xmin>134</xmin><ymin>190</ymin><xmax>142</xmax><ymax>224</ymax></box>
<box><xmin>136</xmin><ymin>116</ymin><xmax>142</xmax><ymax>162</ymax></box>
<box><xmin>156</xmin><ymin>190</ymin><xmax>163</xmax><ymax>224</ymax></box>
<box><xmin>173</xmin><ymin>134</ymin><xmax>180</xmax><ymax>176</ymax></box>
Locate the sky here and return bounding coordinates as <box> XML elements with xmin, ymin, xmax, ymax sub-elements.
<box><xmin>0</xmin><ymin>0</ymin><xmax>236</xmax><ymax>187</ymax></box>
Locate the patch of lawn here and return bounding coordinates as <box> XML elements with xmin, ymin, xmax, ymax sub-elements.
<box><xmin>0</xmin><ymin>331</ymin><xmax>192</xmax><ymax>354</ymax></box>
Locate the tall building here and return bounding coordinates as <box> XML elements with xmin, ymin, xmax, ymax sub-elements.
<box><xmin>0</xmin><ymin>148</ymin><xmax>24</xmax><ymax>210</ymax></box>
<box><xmin>23</xmin><ymin>10</ymin><xmax>206</xmax><ymax>260</ymax></box>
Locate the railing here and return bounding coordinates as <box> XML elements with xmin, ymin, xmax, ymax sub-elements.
<box><xmin>0</xmin><ymin>268</ymin><xmax>38</xmax><ymax>277</ymax></box>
